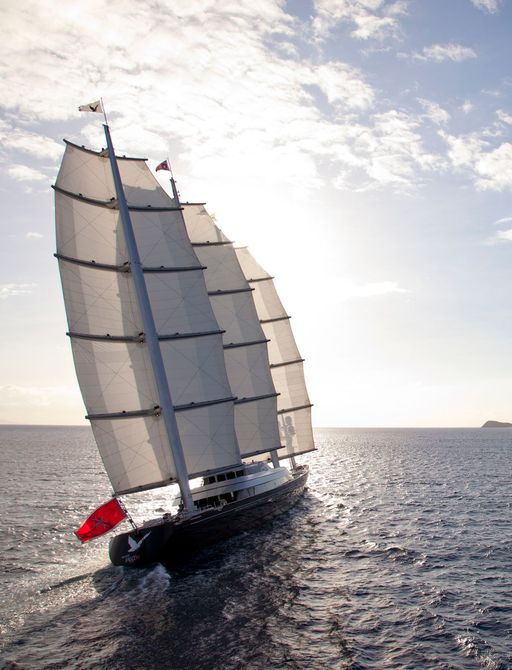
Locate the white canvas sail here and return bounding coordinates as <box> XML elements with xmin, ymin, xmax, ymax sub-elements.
<box><xmin>182</xmin><ymin>204</ymin><xmax>281</xmax><ymax>458</ymax></box>
<box><xmin>235</xmin><ymin>247</ymin><xmax>315</xmax><ymax>458</ymax></box>
<box><xmin>55</xmin><ymin>143</ymin><xmax>240</xmax><ymax>495</ymax></box>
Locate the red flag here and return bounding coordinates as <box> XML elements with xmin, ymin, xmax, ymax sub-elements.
<box><xmin>75</xmin><ymin>498</ymin><xmax>127</xmax><ymax>543</ymax></box>
<box><xmin>156</xmin><ymin>159</ymin><xmax>170</xmax><ymax>172</ymax></box>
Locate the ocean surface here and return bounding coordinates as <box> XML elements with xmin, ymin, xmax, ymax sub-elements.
<box><xmin>1</xmin><ymin>426</ymin><xmax>511</xmax><ymax>670</ymax></box>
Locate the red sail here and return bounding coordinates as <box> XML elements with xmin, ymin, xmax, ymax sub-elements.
<box><xmin>75</xmin><ymin>498</ymin><xmax>127</xmax><ymax>543</ymax></box>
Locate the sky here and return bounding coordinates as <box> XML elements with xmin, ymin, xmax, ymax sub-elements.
<box><xmin>1</xmin><ymin>0</ymin><xmax>512</xmax><ymax>427</ymax></box>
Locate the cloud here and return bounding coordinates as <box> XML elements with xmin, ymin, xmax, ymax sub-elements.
<box><xmin>417</xmin><ymin>98</ymin><xmax>450</xmax><ymax>125</ymax></box>
<box><xmin>487</xmin><ymin>226</ymin><xmax>512</xmax><ymax>244</ymax></box>
<box><xmin>0</xmin><ymin>122</ymin><xmax>62</xmax><ymax>161</ymax></box>
<box><xmin>313</xmin><ymin>0</ymin><xmax>408</xmax><ymax>41</ymax></box>
<box><xmin>25</xmin><ymin>232</ymin><xmax>43</xmax><ymax>239</ymax></box>
<box><xmin>470</xmin><ymin>0</ymin><xmax>503</xmax><ymax>12</ymax></box>
<box><xmin>440</xmin><ymin>131</ymin><xmax>512</xmax><ymax>191</ymax></box>
<box><xmin>341</xmin><ymin>280</ymin><xmax>410</xmax><ymax>299</ymax></box>
<box><xmin>413</xmin><ymin>43</ymin><xmax>477</xmax><ymax>62</ymax></box>
<box><xmin>351</xmin><ymin>110</ymin><xmax>444</xmax><ymax>190</ymax></box>
<box><xmin>314</xmin><ymin>62</ymin><xmax>375</xmax><ymax>109</ymax></box>
<box><xmin>461</xmin><ymin>100</ymin><xmax>473</xmax><ymax>114</ymax></box>
<box><xmin>495</xmin><ymin>216</ymin><xmax>512</xmax><ymax>225</ymax></box>
<box><xmin>497</xmin><ymin>109</ymin><xmax>512</xmax><ymax>125</ymax></box>
<box><xmin>7</xmin><ymin>164</ymin><xmax>47</xmax><ymax>182</ymax></box>
<box><xmin>0</xmin><ymin>283</ymin><xmax>37</xmax><ymax>299</ymax></box>
<box><xmin>0</xmin><ymin>0</ymin><xmax>447</xmax><ymax>195</ymax></box>
<box><xmin>494</xmin><ymin>229</ymin><xmax>512</xmax><ymax>241</ymax></box>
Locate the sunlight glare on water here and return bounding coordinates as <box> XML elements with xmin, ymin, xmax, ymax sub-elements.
<box><xmin>1</xmin><ymin>426</ymin><xmax>511</xmax><ymax>670</ymax></box>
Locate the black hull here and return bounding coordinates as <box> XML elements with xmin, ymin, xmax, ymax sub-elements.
<box><xmin>109</xmin><ymin>465</ymin><xmax>308</xmax><ymax>568</ymax></box>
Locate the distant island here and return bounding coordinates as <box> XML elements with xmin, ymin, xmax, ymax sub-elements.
<box><xmin>482</xmin><ymin>420</ymin><xmax>512</xmax><ymax>428</ymax></box>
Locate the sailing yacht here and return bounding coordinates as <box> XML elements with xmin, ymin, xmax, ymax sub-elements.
<box><xmin>54</xmin><ymin>122</ymin><xmax>314</xmax><ymax>567</ymax></box>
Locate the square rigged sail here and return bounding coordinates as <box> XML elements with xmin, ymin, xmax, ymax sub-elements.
<box><xmin>235</xmin><ymin>247</ymin><xmax>315</xmax><ymax>459</ymax></box>
<box><xmin>54</xmin><ymin>142</ymin><xmax>241</xmax><ymax>495</ymax></box>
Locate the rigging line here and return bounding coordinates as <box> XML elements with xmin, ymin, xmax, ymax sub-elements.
<box><xmin>61</xmin><ymin>260</ymin><xmax>138</xmax><ymax>332</ymax></box>
<box><xmin>56</xmin><ymin>193</ymin><xmax>117</xmax><ymax>252</ymax></box>
<box><xmin>130</xmin><ymin>201</ymin><xmax>188</xmax><ymax>261</ymax></box>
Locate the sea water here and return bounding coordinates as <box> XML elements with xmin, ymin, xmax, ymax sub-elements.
<box><xmin>0</xmin><ymin>425</ymin><xmax>511</xmax><ymax>669</ymax></box>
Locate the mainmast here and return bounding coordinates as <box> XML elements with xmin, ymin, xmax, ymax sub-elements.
<box><xmin>103</xmin><ymin>125</ymin><xmax>194</xmax><ymax>512</ymax></box>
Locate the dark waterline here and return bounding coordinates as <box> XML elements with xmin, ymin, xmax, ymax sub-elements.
<box><xmin>1</xmin><ymin>426</ymin><xmax>511</xmax><ymax>669</ymax></box>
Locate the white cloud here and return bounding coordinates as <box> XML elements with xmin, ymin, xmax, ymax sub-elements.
<box><xmin>0</xmin><ymin>283</ymin><xmax>37</xmax><ymax>299</ymax></box>
<box><xmin>0</xmin><ymin>123</ymin><xmax>62</xmax><ymax>161</ymax></box>
<box><xmin>413</xmin><ymin>43</ymin><xmax>477</xmax><ymax>62</ymax></box>
<box><xmin>356</xmin><ymin>110</ymin><xmax>444</xmax><ymax>189</ymax></box>
<box><xmin>313</xmin><ymin>0</ymin><xmax>408</xmax><ymax>41</ymax></box>
<box><xmin>495</xmin><ymin>216</ymin><xmax>512</xmax><ymax>225</ymax></box>
<box><xmin>0</xmin><ymin>0</ymin><xmax>448</xmax><ymax>195</ymax></box>
<box><xmin>439</xmin><ymin>131</ymin><xmax>484</xmax><ymax>168</ymax></box>
<box><xmin>497</xmin><ymin>109</ymin><xmax>512</xmax><ymax>125</ymax></box>
<box><xmin>487</xmin><ymin>226</ymin><xmax>512</xmax><ymax>244</ymax></box>
<box><xmin>462</xmin><ymin>100</ymin><xmax>473</xmax><ymax>114</ymax></box>
<box><xmin>440</xmin><ymin>130</ymin><xmax>512</xmax><ymax>191</ymax></box>
<box><xmin>495</xmin><ymin>229</ymin><xmax>512</xmax><ymax>241</ymax></box>
<box><xmin>475</xmin><ymin>143</ymin><xmax>512</xmax><ymax>190</ymax></box>
<box><xmin>470</xmin><ymin>0</ymin><xmax>503</xmax><ymax>12</ymax></box>
<box><xmin>314</xmin><ymin>62</ymin><xmax>375</xmax><ymax>109</ymax></box>
<box><xmin>341</xmin><ymin>280</ymin><xmax>410</xmax><ymax>299</ymax></box>
<box><xmin>7</xmin><ymin>164</ymin><xmax>47</xmax><ymax>182</ymax></box>
<box><xmin>25</xmin><ymin>232</ymin><xmax>43</xmax><ymax>239</ymax></box>
<box><xmin>417</xmin><ymin>98</ymin><xmax>450</xmax><ymax>125</ymax></box>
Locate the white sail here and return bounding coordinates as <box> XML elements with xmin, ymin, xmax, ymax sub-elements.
<box><xmin>55</xmin><ymin>143</ymin><xmax>240</xmax><ymax>495</ymax></box>
<box><xmin>235</xmin><ymin>247</ymin><xmax>315</xmax><ymax>458</ymax></box>
<box><xmin>182</xmin><ymin>204</ymin><xmax>281</xmax><ymax>458</ymax></box>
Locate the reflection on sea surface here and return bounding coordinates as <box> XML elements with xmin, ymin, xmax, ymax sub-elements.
<box><xmin>1</xmin><ymin>426</ymin><xmax>511</xmax><ymax>669</ymax></box>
